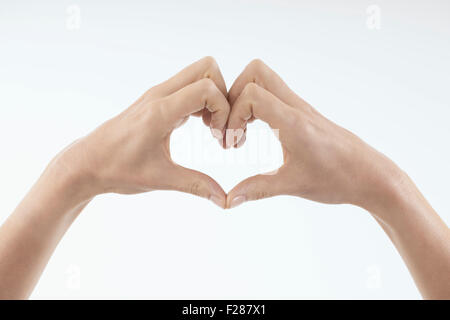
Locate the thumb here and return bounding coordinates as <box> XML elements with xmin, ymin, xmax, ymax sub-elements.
<box><xmin>165</xmin><ymin>163</ymin><xmax>227</xmax><ymax>209</ymax></box>
<box><xmin>226</xmin><ymin>169</ymin><xmax>286</xmax><ymax>209</ymax></box>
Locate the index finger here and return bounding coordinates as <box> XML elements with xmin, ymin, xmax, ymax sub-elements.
<box><xmin>226</xmin><ymin>82</ymin><xmax>298</xmax><ymax>148</ymax></box>
<box><xmin>159</xmin><ymin>78</ymin><xmax>231</xmax><ymax>138</ymax></box>
<box><xmin>228</xmin><ymin>59</ymin><xmax>307</xmax><ymax>109</ymax></box>
<box><xmin>147</xmin><ymin>56</ymin><xmax>227</xmax><ymax>100</ymax></box>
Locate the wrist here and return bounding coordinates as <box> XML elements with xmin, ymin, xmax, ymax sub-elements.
<box><xmin>42</xmin><ymin>142</ymin><xmax>101</xmax><ymax>207</ymax></box>
<box><xmin>354</xmin><ymin>160</ymin><xmax>416</xmax><ymax>227</ymax></box>
<box><xmin>14</xmin><ymin>155</ymin><xmax>96</xmax><ymax>225</ymax></box>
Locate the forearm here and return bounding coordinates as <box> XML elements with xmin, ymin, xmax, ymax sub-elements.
<box><xmin>362</xmin><ymin>170</ymin><xmax>450</xmax><ymax>299</ymax></box>
<box><xmin>0</xmin><ymin>155</ymin><xmax>94</xmax><ymax>299</ymax></box>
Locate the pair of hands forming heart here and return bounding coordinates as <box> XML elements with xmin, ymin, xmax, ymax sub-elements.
<box><xmin>4</xmin><ymin>57</ymin><xmax>450</xmax><ymax>300</ymax></box>
<box><xmin>63</xmin><ymin>57</ymin><xmax>401</xmax><ymax>213</ymax></box>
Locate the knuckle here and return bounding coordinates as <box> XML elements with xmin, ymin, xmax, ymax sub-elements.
<box><xmin>198</xmin><ymin>78</ymin><xmax>219</xmax><ymax>105</ymax></box>
<box><xmin>201</xmin><ymin>56</ymin><xmax>217</xmax><ymax>68</ymax></box>
<box><xmin>198</xmin><ymin>77</ymin><xmax>217</xmax><ymax>92</ymax></box>
<box><xmin>249</xmin><ymin>58</ymin><xmax>265</xmax><ymax>70</ymax></box>
<box><xmin>253</xmin><ymin>189</ymin><xmax>269</xmax><ymax>200</ymax></box>
<box><xmin>247</xmin><ymin>58</ymin><xmax>268</xmax><ymax>80</ymax></box>
<box><xmin>236</xmin><ymin>83</ymin><xmax>261</xmax><ymax>117</ymax></box>
<box><xmin>188</xmin><ymin>181</ymin><xmax>202</xmax><ymax>196</ymax></box>
<box><xmin>242</xmin><ymin>82</ymin><xmax>260</xmax><ymax>99</ymax></box>
<box><xmin>201</xmin><ymin>56</ymin><xmax>219</xmax><ymax>78</ymax></box>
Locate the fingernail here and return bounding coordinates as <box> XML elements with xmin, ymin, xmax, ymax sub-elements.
<box><xmin>210</xmin><ymin>128</ymin><xmax>223</xmax><ymax>140</ymax></box>
<box><xmin>224</xmin><ymin>129</ymin><xmax>234</xmax><ymax>148</ymax></box>
<box><xmin>234</xmin><ymin>135</ymin><xmax>246</xmax><ymax>148</ymax></box>
<box><xmin>235</xmin><ymin>131</ymin><xmax>244</xmax><ymax>145</ymax></box>
<box><xmin>229</xmin><ymin>195</ymin><xmax>246</xmax><ymax>209</ymax></box>
<box><xmin>225</xmin><ymin>128</ymin><xmax>244</xmax><ymax>148</ymax></box>
<box><xmin>210</xmin><ymin>195</ymin><xmax>224</xmax><ymax>208</ymax></box>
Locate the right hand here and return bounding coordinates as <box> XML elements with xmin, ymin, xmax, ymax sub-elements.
<box><xmin>225</xmin><ymin>59</ymin><xmax>405</xmax><ymax>215</ymax></box>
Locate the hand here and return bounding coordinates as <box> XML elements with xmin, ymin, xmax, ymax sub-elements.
<box><xmin>1</xmin><ymin>57</ymin><xmax>448</xmax><ymax>300</ymax></box>
<box><xmin>225</xmin><ymin>59</ymin><xmax>403</xmax><ymax>215</ymax></box>
<box><xmin>225</xmin><ymin>60</ymin><xmax>450</xmax><ymax>299</ymax></box>
<box><xmin>56</xmin><ymin>57</ymin><xmax>230</xmax><ymax>208</ymax></box>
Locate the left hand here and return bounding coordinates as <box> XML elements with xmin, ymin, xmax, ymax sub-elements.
<box><xmin>53</xmin><ymin>57</ymin><xmax>230</xmax><ymax>208</ymax></box>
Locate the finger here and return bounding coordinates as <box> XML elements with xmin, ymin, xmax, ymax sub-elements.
<box><xmin>202</xmin><ymin>109</ymin><xmax>211</xmax><ymax>126</ymax></box>
<box><xmin>234</xmin><ymin>128</ymin><xmax>246</xmax><ymax>148</ymax></box>
<box><xmin>228</xmin><ymin>59</ymin><xmax>307</xmax><ymax>109</ymax></box>
<box><xmin>202</xmin><ymin>110</ymin><xmax>224</xmax><ymax>147</ymax></box>
<box><xmin>191</xmin><ymin>110</ymin><xmax>204</xmax><ymax>117</ymax></box>
<box><xmin>226</xmin><ymin>82</ymin><xmax>298</xmax><ymax>148</ymax></box>
<box><xmin>226</xmin><ymin>170</ymin><xmax>287</xmax><ymax>209</ymax></box>
<box><xmin>166</xmin><ymin>164</ymin><xmax>227</xmax><ymax>209</ymax></box>
<box><xmin>148</xmin><ymin>56</ymin><xmax>227</xmax><ymax>99</ymax></box>
<box><xmin>160</xmin><ymin>78</ymin><xmax>230</xmax><ymax>139</ymax></box>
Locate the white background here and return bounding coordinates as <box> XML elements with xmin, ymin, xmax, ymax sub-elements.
<box><xmin>0</xmin><ymin>0</ymin><xmax>449</xmax><ymax>299</ymax></box>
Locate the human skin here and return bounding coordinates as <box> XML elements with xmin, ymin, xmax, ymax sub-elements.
<box><xmin>225</xmin><ymin>59</ymin><xmax>450</xmax><ymax>299</ymax></box>
<box><xmin>0</xmin><ymin>57</ymin><xmax>230</xmax><ymax>299</ymax></box>
<box><xmin>0</xmin><ymin>57</ymin><xmax>449</xmax><ymax>300</ymax></box>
